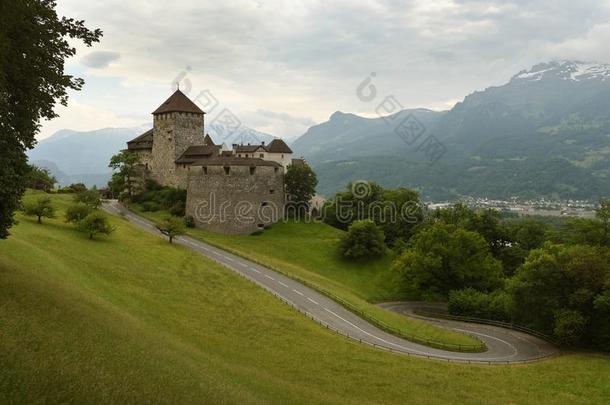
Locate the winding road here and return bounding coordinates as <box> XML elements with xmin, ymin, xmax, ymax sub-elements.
<box><xmin>103</xmin><ymin>201</ymin><xmax>557</xmax><ymax>364</ymax></box>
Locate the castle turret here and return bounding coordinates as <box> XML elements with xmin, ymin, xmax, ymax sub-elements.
<box><xmin>150</xmin><ymin>90</ymin><xmax>205</xmax><ymax>187</ymax></box>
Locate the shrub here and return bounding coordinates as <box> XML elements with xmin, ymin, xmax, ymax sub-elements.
<box><xmin>141</xmin><ymin>201</ymin><xmax>160</xmax><ymax>212</ymax></box>
<box><xmin>448</xmin><ymin>288</ymin><xmax>511</xmax><ymax>322</ymax></box>
<box><xmin>339</xmin><ymin>220</ymin><xmax>386</xmax><ymax>260</ymax></box>
<box><xmin>65</xmin><ymin>204</ymin><xmax>93</xmax><ymax>223</ymax></box>
<box><xmin>169</xmin><ymin>201</ymin><xmax>186</xmax><ymax>217</ymax></box>
<box><xmin>553</xmin><ymin>309</ymin><xmax>587</xmax><ymax>346</ymax></box>
<box><xmin>76</xmin><ymin>212</ymin><xmax>114</xmax><ymax>240</ymax></box>
<box><xmin>184</xmin><ymin>215</ymin><xmax>196</xmax><ymax>228</ymax></box>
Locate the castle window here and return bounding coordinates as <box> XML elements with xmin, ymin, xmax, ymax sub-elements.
<box><xmin>260</xmin><ymin>154</ymin><xmax>264</xmax><ymax>158</ymax></box>
<box><xmin>145</xmin><ymin>163</ymin><xmax>149</xmax><ymax>170</ymax></box>
<box><xmin>274</xmin><ymin>167</ymin><xmax>279</xmax><ymax>173</ymax></box>
<box><xmin>183</xmin><ymin>164</ymin><xmax>186</xmax><ymax>169</ymax></box>
<box><xmin>224</xmin><ymin>166</ymin><xmax>230</xmax><ymax>175</ymax></box>
<box><xmin>281</xmin><ymin>154</ymin><xmax>284</xmax><ymax>158</ymax></box>
<box><xmin>203</xmin><ymin>166</ymin><xmax>208</xmax><ymax>175</ymax></box>
<box><xmin>250</xmin><ymin>167</ymin><xmax>256</xmax><ymax>175</ymax></box>
<box><xmin>269</xmin><ymin>189</ymin><xmax>275</xmax><ymax>194</ymax></box>
<box><xmin>261</xmin><ymin>202</ymin><xmax>269</xmax><ymax>207</ymax></box>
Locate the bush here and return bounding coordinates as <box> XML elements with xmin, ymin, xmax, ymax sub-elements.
<box><xmin>169</xmin><ymin>201</ymin><xmax>185</xmax><ymax>217</ymax></box>
<box><xmin>141</xmin><ymin>201</ymin><xmax>160</xmax><ymax>212</ymax></box>
<box><xmin>65</xmin><ymin>204</ymin><xmax>93</xmax><ymax>223</ymax></box>
<box><xmin>184</xmin><ymin>215</ymin><xmax>196</xmax><ymax>228</ymax></box>
<box><xmin>553</xmin><ymin>309</ymin><xmax>587</xmax><ymax>346</ymax></box>
<box><xmin>448</xmin><ymin>288</ymin><xmax>511</xmax><ymax>322</ymax></box>
<box><xmin>339</xmin><ymin>220</ymin><xmax>386</xmax><ymax>260</ymax></box>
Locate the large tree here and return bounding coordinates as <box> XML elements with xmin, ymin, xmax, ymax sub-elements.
<box><xmin>109</xmin><ymin>151</ymin><xmax>141</xmax><ymax>199</ymax></box>
<box><xmin>0</xmin><ymin>1</ymin><xmax>101</xmax><ymax>238</ymax></box>
<box><xmin>393</xmin><ymin>223</ymin><xmax>503</xmax><ymax>299</ymax></box>
<box><xmin>284</xmin><ymin>163</ymin><xmax>318</xmax><ymax>218</ymax></box>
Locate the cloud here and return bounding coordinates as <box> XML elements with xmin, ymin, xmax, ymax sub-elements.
<box><xmin>80</xmin><ymin>51</ymin><xmax>120</xmax><ymax>68</ymax></box>
<box><xmin>43</xmin><ymin>0</ymin><xmax>610</xmax><ymax>139</ymax></box>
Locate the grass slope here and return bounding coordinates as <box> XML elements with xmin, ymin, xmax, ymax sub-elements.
<box><xmin>132</xmin><ymin>205</ymin><xmax>480</xmax><ymax>348</ymax></box>
<box><xmin>1</xmin><ymin>194</ymin><xmax>609</xmax><ymax>403</ymax></box>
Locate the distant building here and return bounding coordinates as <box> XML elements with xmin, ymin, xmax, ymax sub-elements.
<box><xmin>125</xmin><ymin>90</ymin><xmax>302</xmax><ymax>234</ymax></box>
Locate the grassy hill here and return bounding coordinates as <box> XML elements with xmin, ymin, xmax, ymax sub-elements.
<box><xmin>130</xmin><ymin>205</ymin><xmax>484</xmax><ymax>348</ymax></box>
<box><xmin>1</xmin><ymin>193</ymin><xmax>610</xmax><ymax>403</ymax></box>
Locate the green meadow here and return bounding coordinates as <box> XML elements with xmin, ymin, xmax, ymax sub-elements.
<box><xmin>1</xmin><ymin>193</ymin><xmax>609</xmax><ymax>404</ymax></box>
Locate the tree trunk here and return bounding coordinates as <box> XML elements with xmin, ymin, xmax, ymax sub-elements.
<box><xmin>38</xmin><ymin>216</ymin><xmax>41</xmax><ymax>224</ymax></box>
<box><xmin>90</xmin><ymin>233</ymin><xmax>93</xmax><ymax>240</ymax></box>
<box><xmin>169</xmin><ymin>236</ymin><xmax>173</xmax><ymax>244</ymax></box>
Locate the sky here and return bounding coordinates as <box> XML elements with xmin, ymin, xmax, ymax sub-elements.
<box><xmin>40</xmin><ymin>0</ymin><xmax>610</xmax><ymax>140</ymax></box>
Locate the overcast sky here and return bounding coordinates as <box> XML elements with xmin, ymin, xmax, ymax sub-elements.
<box><xmin>40</xmin><ymin>0</ymin><xmax>610</xmax><ymax>140</ymax></box>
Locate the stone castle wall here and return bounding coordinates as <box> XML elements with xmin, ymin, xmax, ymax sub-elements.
<box><xmin>151</xmin><ymin>112</ymin><xmax>204</xmax><ymax>188</ymax></box>
<box><xmin>185</xmin><ymin>165</ymin><xmax>285</xmax><ymax>235</ymax></box>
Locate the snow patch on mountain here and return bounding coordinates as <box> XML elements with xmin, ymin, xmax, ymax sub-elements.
<box><xmin>512</xmin><ymin>60</ymin><xmax>610</xmax><ymax>83</ymax></box>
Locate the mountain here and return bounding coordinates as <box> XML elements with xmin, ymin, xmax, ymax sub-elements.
<box><xmin>28</xmin><ymin>124</ymin><xmax>277</xmax><ymax>187</ymax></box>
<box><xmin>294</xmin><ymin>61</ymin><xmax>610</xmax><ymax>200</ymax></box>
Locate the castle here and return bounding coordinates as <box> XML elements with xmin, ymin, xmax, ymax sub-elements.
<box><xmin>126</xmin><ymin>90</ymin><xmax>300</xmax><ymax>235</ymax></box>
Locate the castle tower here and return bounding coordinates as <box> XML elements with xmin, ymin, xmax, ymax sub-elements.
<box><xmin>150</xmin><ymin>90</ymin><xmax>205</xmax><ymax>187</ymax></box>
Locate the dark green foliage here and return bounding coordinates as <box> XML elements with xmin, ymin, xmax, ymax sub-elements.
<box><xmin>0</xmin><ymin>0</ymin><xmax>101</xmax><ymax>238</ymax></box>
<box><xmin>285</xmin><ymin>164</ymin><xmax>318</xmax><ymax>218</ymax></box>
<box><xmin>133</xmin><ymin>185</ymin><xmax>187</xmax><ymax>214</ymax></box>
<box><xmin>25</xmin><ymin>165</ymin><xmax>56</xmax><ymax>191</ymax></box>
<box><xmin>448</xmin><ymin>288</ymin><xmax>511</xmax><ymax>322</ymax></box>
<box><xmin>68</xmin><ymin>183</ymin><xmax>87</xmax><ymax>193</ymax></box>
<box><xmin>509</xmin><ymin>244</ymin><xmax>610</xmax><ymax>347</ymax></box>
<box><xmin>73</xmin><ymin>187</ymin><xmax>102</xmax><ymax>209</ymax></box>
<box><xmin>108</xmin><ymin>151</ymin><xmax>141</xmax><ymax>198</ymax></box>
<box><xmin>76</xmin><ymin>212</ymin><xmax>114</xmax><ymax>240</ymax></box>
<box><xmin>393</xmin><ymin>223</ymin><xmax>503</xmax><ymax>299</ymax></box>
<box><xmin>184</xmin><ymin>215</ymin><xmax>196</xmax><ymax>228</ymax></box>
<box><xmin>22</xmin><ymin>196</ymin><xmax>56</xmax><ymax>224</ymax></box>
<box><xmin>338</xmin><ymin>220</ymin><xmax>386</xmax><ymax>260</ymax></box>
<box><xmin>169</xmin><ymin>202</ymin><xmax>186</xmax><ymax>217</ymax></box>
<box><xmin>323</xmin><ymin>182</ymin><xmax>424</xmax><ymax>246</ymax></box>
<box><xmin>155</xmin><ymin>217</ymin><xmax>186</xmax><ymax>244</ymax></box>
<box><xmin>141</xmin><ymin>202</ymin><xmax>161</xmax><ymax>212</ymax></box>
<box><xmin>592</xmin><ymin>291</ymin><xmax>610</xmax><ymax>348</ymax></box>
<box><xmin>65</xmin><ymin>204</ymin><xmax>93</xmax><ymax>224</ymax></box>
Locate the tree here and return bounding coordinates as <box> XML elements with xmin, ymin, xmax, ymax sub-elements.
<box><xmin>339</xmin><ymin>220</ymin><xmax>386</xmax><ymax>260</ymax></box>
<box><xmin>109</xmin><ymin>151</ymin><xmax>141</xmax><ymax>198</ymax></box>
<box><xmin>285</xmin><ymin>164</ymin><xmax>318</xmax><ymax>217</ymax></box>
<box><xmin>76</xmin><ymin>212</ymin><xmax>114</xmax><ymax>240</ymax></box>
<box><xmin>25</xmin><ymin>165</ymin><xmax>57</xmax><ymax>191</ymax></box>
<box><xmin>73</xmin><ymin>187</ymin><xmax>102</xmax><ymax>209</ymax></box>
<box><xmin>22</xmin><ymin>196</ymin><xmax>55</xmax><ymax>224</ymax></box>
<box><xmin>155</xmin><ymin>217</ymin><xmax>186</xmax><ymax>244</ymax></box>
<box><xmin>595</xmin><ymin>199</ymin><xmax>610</xmax><ymax>246</ymax></box>
<box><xmin>379</xmin><ymin>188</ymin><xmax>423</xmax><ymax>246</ymax></box>
<box><xmin>393</xmin><ymin>223</ymin><xmax>503</xmax><ymax>299</ymax></box>
<box><xmin>0</xmin><ymin>0</ymin><xmax>101</xmax><ymax>238</ymax></box>
<box><xmin>509</xmin><ymin>244</ymin><xmax>610</xmax><ymax>345</ymax></box>
<box><xmin>65</xmin><ymin>204</ymin><xmax>93</xmax><ymax>223</ymax></box>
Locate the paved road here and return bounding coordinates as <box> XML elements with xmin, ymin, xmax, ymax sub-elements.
<box><xmin>103</xmin><ymin>201</ymin><xmax>558</xmax><ymax>364</ymax></box>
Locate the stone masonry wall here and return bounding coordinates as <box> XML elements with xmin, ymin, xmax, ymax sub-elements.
<box><xmin>151</xmin><ymin>112</ymin><xmax>204</xmax><ymax>188</ymax></box>
<box><xmin>185</xmin><ymin>165</ymin><xmax>285</xmax><ymax>235</ymax></box>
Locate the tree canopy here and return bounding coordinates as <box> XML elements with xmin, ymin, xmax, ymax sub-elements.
<box><xmin>0</xmin><ymin>0</ymin><xmax>101</xmax><ymax>238</ymax></box>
